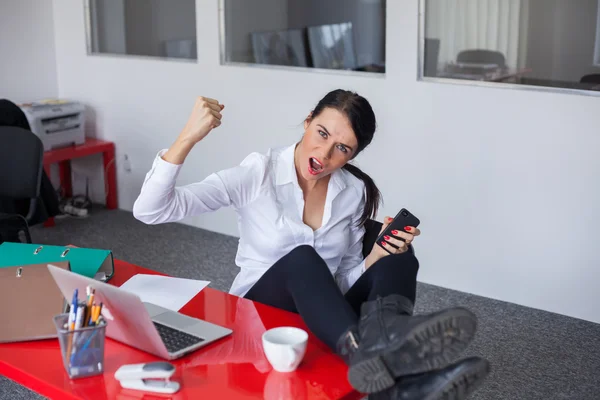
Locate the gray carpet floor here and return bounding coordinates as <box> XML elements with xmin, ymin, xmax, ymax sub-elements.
<box><xmin>2</xmin><ymin>208</ymin><xmax>599</xmax><ymax>400</ymax></box>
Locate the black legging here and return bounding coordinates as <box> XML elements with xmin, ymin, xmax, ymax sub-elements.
<box><xmin>244</xmin><ymin>245</ymin><xmax>419</xmax><ymax>350</ymax></box>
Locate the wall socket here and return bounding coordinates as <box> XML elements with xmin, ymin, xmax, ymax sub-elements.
<box><xmin>123</xmin><ymin>154</ymin><xmax>132</xmax><ymax>172</ymax></box>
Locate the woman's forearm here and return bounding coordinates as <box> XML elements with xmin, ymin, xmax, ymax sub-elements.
<box><xmin>162</xmin><ymin>137</ymin><xmax>196</xmax><ymax>165</ymax></box>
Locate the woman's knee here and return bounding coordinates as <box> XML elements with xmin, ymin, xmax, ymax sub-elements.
<box><xmin>286</xmin><ymin>244</ymin><xmax>319</xmax><ymax>260</ymax></box>
<box><xmin>373</xmin><ymin>251</ymin><xmax>419</xmax><ymax>275</ymax></box>
<box><xmin>282</xmin><ymin>245</ymin><xmax>329</xmax><ymax>272</ymax></box>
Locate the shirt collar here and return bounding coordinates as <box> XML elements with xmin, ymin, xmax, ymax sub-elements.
<box><xmin>275</xmin><ymin>144</ymin><xmax>297</xmax><ymax>186</ymax></box>
<box><xmin>275</xmin><ymin>143</ymin><xmax>347</xmax><ymax>192</ymax></box>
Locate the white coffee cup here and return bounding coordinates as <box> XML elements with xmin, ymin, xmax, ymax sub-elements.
<box><xmin>262</xmin><ymin>327</ymin><xmax>308</xmax><ymax>373</ymax></box>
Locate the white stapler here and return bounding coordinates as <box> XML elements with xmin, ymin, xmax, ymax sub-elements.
<box><xmin>114</xmin><ymin>362</ymin><xmax>180</xmax><ymax>394</ymax></box>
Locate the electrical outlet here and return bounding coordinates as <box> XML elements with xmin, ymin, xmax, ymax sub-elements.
<box><xmin>123</xmin><ymin>154</ymin><xmax>132</xmax><ymax>172</ymax></box>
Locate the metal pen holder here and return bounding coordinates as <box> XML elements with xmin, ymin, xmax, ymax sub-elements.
<box><xmin>53</xmin><ymin>313</ymin><xmax>107</xmax><ymax>379</ymax></box>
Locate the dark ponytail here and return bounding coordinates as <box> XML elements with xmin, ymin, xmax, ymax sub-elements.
<box><xmin>311</xmin><ymin>89</ymin><xmax>381</xmax><ymax>227</ymax></box>
<box><xmin>342</xmin><ymin>163</ymin><xmax>381</xmax><ymax>227</ymax></box>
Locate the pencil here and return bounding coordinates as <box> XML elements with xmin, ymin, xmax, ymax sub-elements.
<box><xmin>88</xmin><ymin>304</ymin><xmax>96</xmax><ymax>326</ymax></box>
<box><xmin>87</xmin><ymin>289</ymin><xmax>95</xmax><ymax>307</ymax></box>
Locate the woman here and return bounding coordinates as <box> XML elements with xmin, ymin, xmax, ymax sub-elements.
<box><xmin>133</xmin><ymin>90</ymin><xmax>490</xmax><ymax>399</ymax></box>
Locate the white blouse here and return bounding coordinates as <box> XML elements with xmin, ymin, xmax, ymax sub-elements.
<box><xmin>133</xmin><ymin>143</ymin><xmax>367</xmax><ymax>297</ymax></box>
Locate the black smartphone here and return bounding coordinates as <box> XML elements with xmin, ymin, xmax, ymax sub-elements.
<box><xmin>376</xmin><ymin>208</ymin><xmax>421</xmax><ymax>250</ymax></box>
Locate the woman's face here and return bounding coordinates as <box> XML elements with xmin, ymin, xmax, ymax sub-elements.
<box><xmin>295</xmin><ymin>107</ymin><xmax>358</xmax><ymax>182</ymax></box>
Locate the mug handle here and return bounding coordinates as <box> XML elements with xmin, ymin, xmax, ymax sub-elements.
<box><xmin>284</xmin><ymin>348</ymin><xmax>298</xmax><ymax>368</ymax></box>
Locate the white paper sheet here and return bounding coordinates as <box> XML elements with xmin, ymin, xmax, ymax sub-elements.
<box><xmin>119</xmin><ymin>274</ymin><xmax>210</xmax><ymax>311</ymax></box>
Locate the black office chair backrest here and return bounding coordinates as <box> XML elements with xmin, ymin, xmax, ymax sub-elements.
<box><xmin>457</xmin><ymin>49</ymin><xmax>506</xmax><ymax>68</ymax></box>
<box><xmin>362</xmin><ymin>218</ymin><xmax>383</xmax><ymax>259</ymax></box>
<box><xmin>0</xmin><ymin>126</ymin><xmax>44</xmax><ymax>200</ymax></box>
<box><xmin>580</xmin><ymin>74</ymin><xmax>600</xmax><ymax>84</ymax></box>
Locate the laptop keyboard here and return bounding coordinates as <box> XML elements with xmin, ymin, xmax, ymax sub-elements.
<box><xmin>153</xmin><ymin>321</ymin><xmax>205</xmax><ymax>354</ymax></box>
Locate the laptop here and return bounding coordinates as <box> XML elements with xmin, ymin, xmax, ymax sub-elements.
<box><xmin>47</xmin><ymin>264</ymin><xmax>232</xmax><ymax>360</ymax></box>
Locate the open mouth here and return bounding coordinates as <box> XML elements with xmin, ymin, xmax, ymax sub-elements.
<box><xmin>308</xmin><ymin>157</ymin><xmax>324</xmax><ymax>175</ymax></box>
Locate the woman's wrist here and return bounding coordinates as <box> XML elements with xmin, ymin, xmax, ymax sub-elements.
<box><xmin>364</xmin><ymin>252</ymin><xmax>380</xmax><ymax>270</ymax></box>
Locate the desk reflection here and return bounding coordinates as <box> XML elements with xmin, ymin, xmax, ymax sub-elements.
<box><xmin>177</xmin><ymin>299</ymin><xmax>344</xmax><ymax>399</ymax></box>
<box><xmin>182</xmin><ymin>299</ymin><xmax>271</xmax><ymax>373</ymax></box>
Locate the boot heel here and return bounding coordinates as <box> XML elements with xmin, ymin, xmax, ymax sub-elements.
<box><xmin>348</xmin><ymin>356</ymin><xmax>395</xmax><ymax>394</ymax></box>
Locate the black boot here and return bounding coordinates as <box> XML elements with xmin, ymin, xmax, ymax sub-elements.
<box><xmin>369</xmin><ymin>357</ymin><xmax>491</xmax><ymax>400</ymax></box>
<box><xmin>347</xmin><ymin>294</ymin><xmax>478</xmax><ymax>394</ymax></box>
<box><xmin>336</xmin><ymin>324</ymin><xmax>360</xmax><ymax>365</ymax></box>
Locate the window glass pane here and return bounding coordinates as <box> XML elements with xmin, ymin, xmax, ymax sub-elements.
<box><xmin>88</xmin><ymin>0</ymin><xmax>197</xmax><ymax>60</ymax></box>
<box><xmin>423</xmin><ymin>0</ymin><xmax>600</xmax><ymax>93</ymax></box>
<box><xmin>223</xmin><ymin>0</ymin><xmax>386</xmax><ymax>73</ymax></box>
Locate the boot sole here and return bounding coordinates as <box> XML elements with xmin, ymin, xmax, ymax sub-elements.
<box><xmin>348</xmin><ymin>308</ymin><xmax>477</xmax><ymax>394</ymax></box>
<box><xmin>426</xmin><ymin>357</ymin><xmax>491</xmax><ymax>400</ymax></box>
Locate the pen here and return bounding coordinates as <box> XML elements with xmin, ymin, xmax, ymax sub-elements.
<box><xmin>69</xmin><ymin>289</ymin><xmax>78</xmax><ymax>330</ymax></box>
<box><xmin>66</xmin><ymin>289</ymin><xmax>79</xmax><ymax>362</ymax></box>
<box><xmin>70</xmin><ymin>305</ymin><xmax>86</xmax><ymax>366</ymax></box>
<box><xmin>74</xmin><ymin>305</ymin><xmax>85</xmax><ymax>330</ymax></box>
<box><xmin>87</xmin><ymin>305</ymin><xmax>94</xmax><ymax>326</ymax></box>
<box><xmin>79</xmin><ymin>316</ymin><xmax>104</xmax><ymax>353</ymax></box>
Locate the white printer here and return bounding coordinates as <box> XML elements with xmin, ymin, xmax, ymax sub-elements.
<box><xmin>19</xmin><ymin>100</ymin><xmax>86</xmax><ymax>151</ymax></box>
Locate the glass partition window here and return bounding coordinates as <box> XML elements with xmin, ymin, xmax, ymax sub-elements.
<box><xmin>222</xmin><ymin>0</ymin><xmax>387</xmax><ymax>74</ymax></box>
<box><xmin>86</xmin><ymin>0</ymin><xmax>197</xmax><ymax>60</ymax></box>
<box><xmin>422</xmin><ymin>0</ymin><xmax>600</xmax><ymax>93</ymax></box>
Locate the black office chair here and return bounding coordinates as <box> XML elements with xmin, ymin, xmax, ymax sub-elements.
<box><xmin>457</xmin><ymin>49</ymin><xmax>506</xmax><ymax>68</ymax></box>
<box><xmin>362</xmin><ymin>219</ymin><xmax>382</xmax><ymax>258</ymax></box>
<box><xmin>580</xmin><ymin>74</ymin><xmax>600</xmax><ymax>84</ymax></box>
<box><xmin>0</xmin><ymin>99</ymin><xmax>60</xmax><ymax>226</ymax></box>
<box><xmin>0</xmin><ymin>126</ymin><xmax>44</xmax><ymax>243</ymax></box>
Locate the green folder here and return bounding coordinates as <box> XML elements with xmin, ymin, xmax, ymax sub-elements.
<box><xmin>0</xmin><ymin>242</ymin><xmax>114</xmax><ymax>281</ymax></box>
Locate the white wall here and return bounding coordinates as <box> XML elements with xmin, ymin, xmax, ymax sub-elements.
<box><xmin>51</xmin><ymin>0</ymin><xmax>600</xmax><ymax>324</ymax></box>
<box><xmin>0</xmin><ymin>0</ymin><xmax>58</xmax><ymax>103</ymax></box>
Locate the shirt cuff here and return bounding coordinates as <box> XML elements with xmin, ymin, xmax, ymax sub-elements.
<box><xmin>148</xmin><ymin>149</ymin><xmax>182</xmax><ymax>185</ymax></box>
<box><xmin>345</xmin><ymin>259</ymin><xmax>366</xmax><ymax>288</ymax></box>
<box><xmin>356</xmin><ymin>259</ymin><xmax>367</xmax><ymax>276</ymax></box>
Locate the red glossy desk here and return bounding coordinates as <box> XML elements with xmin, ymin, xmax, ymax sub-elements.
<box><xmin>43</xmin><ymin>138</ymin><xmax>118</xmax><ymax>227</ymax></box>
<box><xmin>0</xmin><ymin>259</ymin><xmax>362</xmax><ymax>400</ymax></box>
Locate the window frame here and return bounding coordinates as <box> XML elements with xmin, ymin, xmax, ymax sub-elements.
<box><xmin>417</xmin><ymin>0</ymin><xmax>600</xmax><ymax>97</ymax></box>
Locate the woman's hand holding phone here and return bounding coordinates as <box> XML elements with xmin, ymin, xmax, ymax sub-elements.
<box><xmin>365</xmin><ymin>216</ymin><xmax>421</xmax><ymax>269</ymax></box>
<box><xmin>163</xmin><ymin>96</ymin><xmax>225</xmax><ymax>165</ymax></box>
